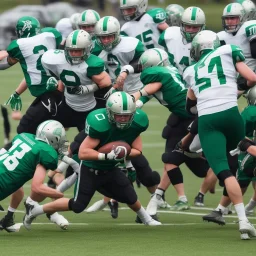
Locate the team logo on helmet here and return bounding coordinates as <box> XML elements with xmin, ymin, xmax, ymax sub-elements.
<box><xmin>53</xmin><ymin>128</ymin><xmax>63</xmax><ymax>137</ymax></box>
<box><xmin>22</xmin><ymin>20</ymin><xmax>33</xmax><ymax>32</ymax></box>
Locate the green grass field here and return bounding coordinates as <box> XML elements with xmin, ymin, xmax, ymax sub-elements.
<box><xmin>0</xmin><ymin>65</ymin><xmax>256</xmax><ymax>256</ymax></box>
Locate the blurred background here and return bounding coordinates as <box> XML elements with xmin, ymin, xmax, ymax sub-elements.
<box><xmin>0</xmin><ymin>0</ymin><xmax>254</xmax><ymax>50</ymax></box>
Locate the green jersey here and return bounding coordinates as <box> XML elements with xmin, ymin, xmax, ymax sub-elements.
<box><xmin>140</xmin><ymin>66</ymin><xmax>190</xmax><ymax>118</ymax></box>
<box><xmin>83</xmin><ymin>108</ymin><xmax>149</xmax><ymax>170</ymax></box>
<box><xmin>241</xmin><ymin>105</ymin><xmax>256</xmax><ymax>137</ymax></box>
<box><xmin>0</xmin><ymin>133</ymin><xmax>58</xmax><ymax>200</ymax></box>
<box><xmin>7</xmin><ymin>28</ymin><xmax>62</xmax><ymax>97</ymax></box>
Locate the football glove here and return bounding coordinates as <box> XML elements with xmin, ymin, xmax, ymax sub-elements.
<box><xmin>98</xmin><ymin>146</ymin><xmax>127</xmax><ymax>161</ymax></box>
<box><xmin>5</xmin><ymin>92</ymin><xmax>22</xmax><ymax>111</ymax></box>
<box><xmin>237</xmin><ymin>138</ymin><xmax>255</xmax><ymax>152</ymax></box>
<box><xmin>46</xmin><ymin>77</ymin><xmax>58</xmax><ymax>92</ymax></box>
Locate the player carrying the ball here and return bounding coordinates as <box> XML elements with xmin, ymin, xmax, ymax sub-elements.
<box><xmin>23</xmin><ymin>91</ymin><xmax>162</xmax><ymax>229</ymax></box>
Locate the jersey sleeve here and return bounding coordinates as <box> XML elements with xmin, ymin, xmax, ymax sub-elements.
<box><xmin>140</xmin><ymin>67</ymin><xmax>162</xmax><ymax>85</ymax></box>
<box><xmin>39</xmin><ymin>148</ymin><xmax>58</xmax><ymax>170</ymax></box>
<box><xmin>41</xmin><ymin>27</ymin><xmax>62</xmax><ymax>48</ymax></box>
<box><xmin>130</xmin><ymin>40</ymin><xmax>145</xmax><ymax>62</ymax></box>
<box><xmin>230</xmin><ymin>44</ymin><xmax>245</xmax><ymax>65</ymax></box>
<box><xmin>86</xmin><ymin>54</ymin><xmax>105</xmax><ymax>78</ymax></box>
<box><xmin>7</xmin><ymin>40</ymin><xmax>21</xmax><ymax>60</ymax></box>
<box><xmin>91</xmin><ymin>41</ymin><xmax>103</xmax><ymax>56</ymax></box>
<box><xmin>133</xmin><ymin>109</ymin><xmax>149</xmax><ymax>132</ymax></box>
<box><xmin>41</xmin><ymin>50</ymin><xmax>59</xmax><ymax>78</ymax></box>
<box><xmin>245</xmin><ymin>22</ymin><xmax>256</xmax><ymax>41</ymax></box>
<box><xmin>147</xmin><ymin>8</ymin><xmax>167</xmax><ymax>24</ymax></box>
<box><xmin>120</xmin><ymin>31</ymin><xmax>128</xmax><ymax>37</ymax></box>
<box><xmin>183</xmin><ymin>65</ymin><xmax>195</xmax><ymax>89</ymax></box>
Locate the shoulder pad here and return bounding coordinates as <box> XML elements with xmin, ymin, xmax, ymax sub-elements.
<box><xmin>146</xmin><ymin>8</ymin><xmax>167</xmax><ymax>24</ymax></box>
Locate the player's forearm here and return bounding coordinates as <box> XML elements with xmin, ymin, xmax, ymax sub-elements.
<box><xmin>15</xmin><ymin>78</ymin><xmax>28</xmax><ymax>95</ymax></box>
<box><xmin>128</xmin><ymin>148</ymin><xmax>142</xmax><ymax>158</ymax></box>
<box><xmin>32</xmin><ymin>184</ymin><xmax>64</xmax><ymax>199</ymax></box>
<box><xmin>247</xmin><ymin>146</ymin><xmax>256</xmax><ymax>156</ymax></box>
<box><xmin>92</xmin><ymin>71</ymin><xmax>112</xmax><ymax>88</ymax></box>
<box><xmin>78</xmin><ymin>148</ymin><xmax>101</xmax><ymax>160</ymax></box>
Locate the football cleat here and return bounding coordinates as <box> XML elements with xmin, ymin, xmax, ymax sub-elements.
<box><xmin>169</xmin><ymin>200</ymin><xmax>190</xmax><ymax>211</ymax></box>
<box><xmin>194</xmin><ymin>194</ymin><xmax>204</xmax><ymax>207</ymax></box>
<box><xmin>46</xmin><ymin>212</ymin><xmax>69</xmax><ymax>230</ymax></box>
<box><xmin>135</xmin><ymin>214</ymin><xmax>159</xmax><ymax>224</ymax></box>
<box><xmin>0</xmin><ymin>215</ymin><xmax>20</xmax><ymax>233</ymax></box>
<box><xmin>23</xmin><ymin>202</ymin><xmax>36</xmax><ymax>230</ymax></box>
<box><xmin>86</xmin><ymin>199</ymin><xmax>107</xmax><ymax>213</ymax></box>
<box><xmin>108</xmin><ymin>201</ymin><xmax>119</xmax><ymax>219</ymax></box>
<box><xmin>202</xmin><ymin>210</ymin><xmax>226</xmax><ymax>225</ymax></box>
<box><xmin>239</xmin><ymin>219</ymin><xmax>256</xmax><ymax>238</ymax></box>
<box><xmin>145</xmin><ymin>218</ymin><xmax>162</xmax><ymax>226</ymax></box>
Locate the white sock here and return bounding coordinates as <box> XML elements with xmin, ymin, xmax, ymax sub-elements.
<box><xmin>31</xmin><ymin>205</ymin><xmax>44</xmax><ymax>217</ymax></box>
<box><xmin>215</xmin><ymin>204</ymin><xmax>226</xmax><ymax>214</ymax></box>
<box><xmin>8</xmin><ymin>206</ymin><xmax>16</xmax><ymax>213</ymax></box>
<box><xmin>178</xmin><ymin>195</ymin><xmax>187</xmax><ymax>203</ymax></box>
<box><xmin>136</xmin><ymin>206</ymin><xmax>152</xmax><ymax>224</ymax></box>
<box><xmin>26</xmin><ymin>197</ymin><xmax>39</xmax><ymax>206</ymax></box>
<box><xmin>245</xmin><ymin>198</ymin><xmax>256</xmax><ymax>211</ymax></box>
<box><xmin>234</xmin><ymin>203</ymin><xmax>247</xmax><ymax>221</ymax></box>
<box><xmin>155</xmin><ymin>188</ymin><xmax>164</xmax><ymax>197</ymax></box>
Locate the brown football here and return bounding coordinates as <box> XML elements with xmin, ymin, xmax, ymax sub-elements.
<box><xmin>98</xmin><ymin>141</ymin><xmax>131</xmax><ymax>159</ymax></box>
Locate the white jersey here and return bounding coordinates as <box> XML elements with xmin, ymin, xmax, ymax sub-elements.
<box><xmin>55</xmin><ymin>18</ymin><xmax>73</xmax><ymax>40</ymax></box>
<box><xmin>121</xmin><ymin>8</ymin><xmax>166</xmax><ymax>50</ymax></box>
<box><xmin>158</xmin><ymin>26</ymin><xmax>191</xmax><ymax>75</ymax></box>
<box><xmin>92</xmin><ymin>37</ymin><xmax>145</xmax><ymax>94</ymax></box>
<box><xmin>183</xmin><ymin>45</ymin><xmax>245</xmax><ymax>116</ymax></box>
<box><xmin>42</xmin><ymin>49</ymin><xmax>105</xmax><ymax>112</ymax></box>
<box><xmin>217</xmin><ymin>20</ymin><xmax>256</xmax><ymax>71</ymax></box>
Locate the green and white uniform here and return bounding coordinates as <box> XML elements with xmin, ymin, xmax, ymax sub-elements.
<box><xmin>42</xmin><ymin>49</ymin><xmax>105</xmax><ymax>112</ymax></box>
<box><xmin>92</xmin><ymin>37</ymin><xmax>145</xmax><ymax>93</ymax></box>
<box><xmin>158</xmin><ymin>26</ymin><xmax>192</xmax><ymax>75</ymax></box>
<box><xmin>7</xmin><ymin>28</ymin><xmax>62</xmax><ymax>97</ymax></box>
<box><xmin>0</xmin><ymin>133</ymin><xmax>58</xmax><ymax>200</ymax></box>
<box><xmin>140</xmin><ymin>65</ymin><xmax>190</xmax><ymax>118</ymax></box>
<box><xmin>184</xmin><ymin>45</ymin><xmax>246</xmax><ymax>175</ymax></box>
<box><xmin>218</xmin><ymin>20</ymin><xmax>256</xmax><ymax>71</ymax></box>
<box><xmin>121</xmin><ymin>8</ymin><xmax>166</xmax><ymax>49</ymax></box>
<box><xmin>84</xmin><ymin>108</ymin><xmax>148</xmax><ymax>171</ymax></box>
<box><xmin>238</xmin><ymin>106</ymin><xmax>256</xmax><ymax>182</ymax></box>
<box><xmin>55</xmin><ymin>18</ymin><xmax>73</xmax><ymax>40</ymax></box>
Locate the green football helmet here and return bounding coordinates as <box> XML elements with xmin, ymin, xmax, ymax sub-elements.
<box><xmin>138</xmin><ymin>48</ymin><xmax>170</xmax><ymax>70</ymax></box>
<box><xmin>106</xmin><ymin>91</ymin><xmax>136</xmax><ymax>130</ymax></box>
<box><xmin>190</xmin><ymin>30</ymin><xmax>220</xmax><ymax>61</ymax></box>
<box><xmin>247</xmin><ymin>86</ymin><xmax>256</xmax><ymax>105</ymax></box>
<box><xmin>65</xmin><ymin>29</ymin><xmax>92</xmax><ymax>65</ymax></box>
<box><xmin>15</xmin><ymin>16</ymin><xmax>40</xmax><ymax>38</ymax></box>
<box><xmin>222</xmin><ymin>3</ymin><xmax>245</xmax><ymax>33</ymax></box>
<box><xmin>181</xmin><ymin>6</ymin><xmax>205</xmax><ymax>43</ymax></box>
<box><xmin>242</xmin><ymin>0</ymin><xmax>256</xmax><ymax>21</ymax></box>
<box><xmin>94</xmin><ymin>16</ymin><xmax>121</xmax><ymax>51</ymax></box>
<box><xmin>77</xmin><ymin>10</ymin><xmax>100</xmax><ymax>35</ymax></box>
<box><xmin>35</xmin><ymin>120</ymin><xmax>67</xmax><ymax>150</ymax></box>
<box><xmin>120</xmin><ymin>0</ymin><xmax>148</xmax><ymax>21</ymax></box>
<box><xmin>165</xmin><ymin>4</ymin><xmax>184</xmax><ymax>27</ymax></box>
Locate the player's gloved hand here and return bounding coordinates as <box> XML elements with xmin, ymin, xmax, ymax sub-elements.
<box><xmin>136</xmin><ymin>100</ymin><xmax>144</xmax><ymax>109</ymax></box>
<box><xmin>173</xmin><ymin>141</ymin><xmax>202</xmax><ymax>158</ymax></box>
<box><xmin>66</xmin><ymin>85</ymin><xmax>83</xmax><ymax>95</ymax></box>
<box><xmin>58</xmin><ymin>140</ymin><xmax>70</xmax><ymax>160</ymax></box>
<box><xmin>104</xmin><ymin>87</ymin><xmax>116</xmax><ymax>99</ymax></box>
<box><xmin>46</xmin><ymin>77</ymin><xmax>58</xmax><ymax>92</ymax></box>
<box><xmin>237</xmin><ymin>138</ymin><xmax>255</xmax><ymax>152</ymax></box>
<box><xmin>98</xmin><ymin>146</ymin><xmax>127</xmax><ymax>161</ymax></box>
<box><xmin>5</xmin><ymin>91</ymin><xmax>22</xmax><ymax>111</ymax></box>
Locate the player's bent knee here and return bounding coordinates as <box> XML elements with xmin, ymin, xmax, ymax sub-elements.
<box><xmin>217</xmin><ymin>170</ymin><xmax>233</xmax><ymax>183</ymax></box>
<box><xmin>68</xmin><ymin>198</ymin><xmax>87</xmax><ymax>214</ymax></box>
<box><xmin>162</xmin><ymin>125</ymin><xmax>172</xmax><ymax>139</ymax></box>
<box><xmin>140</xmin><ymin>171</ymin><xmax>160</xmax><ymax>187</ymax></box>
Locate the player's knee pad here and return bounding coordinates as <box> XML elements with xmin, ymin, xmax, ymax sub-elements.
<box><xmin>65</xmin><ymin>166</ymin><xmax>74</xmax><ymax>179</ymax></box>
<box><xmin>68</xmin><ymin>198</ymin><xmax>87</xmax><ymax>214</ymax></box>
<box><xmin>167</xmin><ymin>167</ymin><xmax>183</xmax><ymax>185</ymax></box>
<box><xmin>162</xmin><ymin>125</ymin><xmax>172</xmax><ymax>139</ymax></box>
<box><xmin>217</xmin><ymin>170</ymin><xmax>233</xmax><ymax>183</ymax></box>
<box><xmin>140</xmin><ymin>171</ymin><xmax>160</xmax><ymax>187</ymax></box>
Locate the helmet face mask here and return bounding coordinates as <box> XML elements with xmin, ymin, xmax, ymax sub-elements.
<box><xmin>120</xmin><ymin>0</ymin><xmax>148</xmax><ymax>21</ymax></box>
<box><xmin>16</xmin><ymin>16</ymin><xmax>40</xmax><ymax>39</ymax></box>
<box><xmin>165</xmin><ymin>4</ymin><xmax>184</xmax><ymax>27</ymax></box>
<box><xmin>139</xmin><ymin>48</ymin><xmax>170</xmax><ymax>70</ymax></box>
<box><xmin>95</xmin><ymin>16</ymin><xmax>121</xmax><ymax>51</ymax></box>
<box><xmin>180</xmin><ymin>7</ymin><xmax>205</xmax><ymax>43</ymax></box>
<box><xmin>190</xmin><ymin>30</ymin><xmax>220</xmax><ymax>61</ymax></box>
<box><xmin>35</xmin><ymin>120</ymin><xmax>67</xmax><ymax>151</ymax></box>
<box><xmin>65</xmin><ymin>30</ymin><xmax>92</xmax><ymax>65</ymax></box>
<box><xmin>78</xmin><ymin>10</ymin><xmax>100</xmax><ymax>36</ymax></box>
<box><xmin>106</xmin><ymin>92</ymin><xmax>136</xmax><ymax>130</ymax></box>
<box><xmin>222</xmin><ymin>3</ymin><xmax>245</xmax><ymax>33</ymax></box>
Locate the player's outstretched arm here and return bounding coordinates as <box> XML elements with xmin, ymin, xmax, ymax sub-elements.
<box><xmin>236</xmin><ymin>62</ymin><xmax>256</xmax><ymax>88</ymax></box>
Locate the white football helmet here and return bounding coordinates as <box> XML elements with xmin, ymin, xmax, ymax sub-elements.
<box><xmin>70</xmin><ymin>13</ymin><xmax>80</xmax><ymax>30</ymax></box>
<box><xmin>247</xmin><ymin>85</ymin><xmax>256</xmax><ymax>105</ymax></box>
<box><xmin>120</xmin><ymin>0</ymin><xmax>148</xmax><ymax>21</ymax></box>
<box><xmin>242</xmin><ymin>0</ymin><xmax>256</xmax><ymax>21</ymax></box>
<box><xmin>181</xmin><ymin>6</ymin><xmax>206</xmax><ymax>43</ymax></box>
<box><xmin>190</xmin><ymin>30</ymin><xmax>220</xmax><ymax>61</ymax></box>
<box><xmin>35</xmin><ymin>120</ymin><xmax>67</xmax><ymax>150</ymax></box>
<box><xmin>165</xmin><ymin>4</ymin><xmax>184</xmax><ymax>27</ymax></box>
<box><xmin>77</xmin><ymin>10</ymin><xmax>100</xmax><ymax>35</ymax></box>
<box><xmin>65</xmin><ymin>30</ymin><xmax>92</xmax><ymax>65</ymax></box>
<box><xmin>106</xmin><ymin>91</ymin><xmax>136</xmax><ymax>130</ymax></box>
<box><xmin>222</xmin><ymin>3</ymin><xmax>245</xmax><ymax>33</ymax></box>
<box><xmin>138</xmin><ymin>48</ymin><xmax>170</xmax><ymax>70</ymax></box>
<box><xmin>94</xmin><ymin>16</ymin><xmax>121</xmax><ymax>51</ymax></box>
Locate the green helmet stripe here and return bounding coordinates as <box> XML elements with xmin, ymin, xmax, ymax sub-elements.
<box><xmin>153</xmin><ymin>48</ymin><xmax>162</xmax><ymax>61</ymax></box>
<box><xmin>121</xmin><ymin>92</ymin><xmax>128</xmax><ymax>110</ymax></box>
<box><xmin>103</xmin><ymin>17</ymin><xmax>109</xmax><ymax>32</ymax></box>
<box><xmin>123</xmin><ymin>0</ymin><xmax>127</xmax><ymax>4</ymax></box>
<box><xmin>93</xmin><ymin>11</ymin><xmax>100</xmax><ymax>21</ymax></box>
<box><xmin>81</xmin><ymin>11</ymin><xmax>87</xmax><ymax>21</ymax></box>
<box><xmin>72</xmin><ymin>30</ymin><xmax>79</xmax><ymax>45</ymax></box>
<box><xmin>227</xmin><ymin>4</ymin><xmax>232</xmax><ymax>13</ymax></box>
<box><xmin>191</xmin><ymin>7</ymin><xmax>197</xmax><ymax>20</ymax></box>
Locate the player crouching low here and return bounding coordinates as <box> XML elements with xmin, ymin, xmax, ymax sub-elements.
<box><xmin>23</xmin><ymin>92</ymin><xmax>161</xmax><ymax>229</ymax></box>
